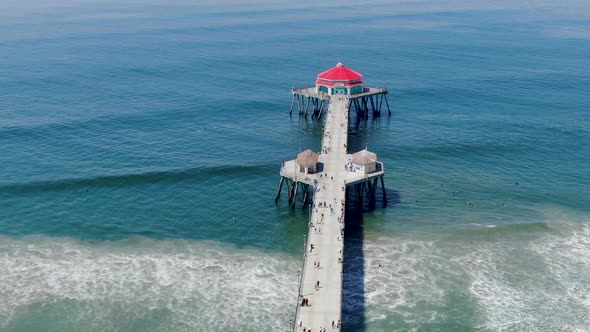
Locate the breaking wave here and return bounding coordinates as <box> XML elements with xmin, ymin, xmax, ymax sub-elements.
<box><xmin>1</xmin><ymin>219</ymin><xmax>588</xmax><ymax>331</ymax></box>
<box><xmin>351</xmin><ymin>220</ymin><xmax>590</xmax><ymax>331</ymax></box>
<box><xmin>0</xmin><ymin>236</ymin><xmax>299</xmax><ymax>331</ymax></box>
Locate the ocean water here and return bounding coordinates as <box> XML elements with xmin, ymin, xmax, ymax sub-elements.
<box><xmin>1</xmin><ymin>0</ymin><xmax>590</xmax><ymax>331</ymax></box>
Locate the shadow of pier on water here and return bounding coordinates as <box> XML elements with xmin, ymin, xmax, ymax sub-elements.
<box><xmin>342</xmin><ymin>201</ymin><xmax>366</xmax><ymax>332</ymax></box>
<box><xmin>341</xmin><ymin>179</ymin><xmax>400</xmax><ymax>331</ymax></box>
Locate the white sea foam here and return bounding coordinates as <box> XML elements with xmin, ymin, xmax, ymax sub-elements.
<box><xmin>458</xmin><ymin>220</ymin><xmax>590</xmax><ymax>332</ymax></box>
<box><xmin>2</xmin><ymin>219</ymin><xmax>588</xmax><ymax>331</ymax></box>
<box><xmin>530</xmin><ymin>222</ymin><xmax>590</xmax><ymax>326</ymax></box>
<box><xmin>355</xmin><ymin>218</ymin><xmax>590</xmax><ymax>331</ymax></box>
<box><xmin>0</xmin><ymin>236</ymin><xmax>299</xmax><ymax>331</ymax></box>
<box><xmin>351</xmin><ymin>238</ymin><xmax>456</xmax><ymax>328</ymax></box>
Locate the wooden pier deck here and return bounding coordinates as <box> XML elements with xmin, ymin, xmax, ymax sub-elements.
<box><xmin>292</xmin><ymin>97</ymin><xmax>350</xmax><ymax>331</ymax></box>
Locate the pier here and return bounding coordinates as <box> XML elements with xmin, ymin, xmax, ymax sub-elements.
<box><xmin>290</xmin><ymin>86</ymin><xmax>390</xmax><ymax>119</ymax></box>
<box><xmin>276</xmin><ymin>63</ymin><xmax>389</xmax><ymax>331</ymax></box>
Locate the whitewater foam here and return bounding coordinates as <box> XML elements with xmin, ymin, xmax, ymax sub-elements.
<box><xmin>460</xmin><ymin>221</ymin><xmax>590</xmax><ymax>331</ymax></box>
<box><xmin>0</xmin><ymin>236</ymin><xmax>299</xmax><ymax>331</ymax></box>
<box><xmin>1</xmin><ymin>221</ymin><xmax>588</xmax><ymax>331</ymax></box>
<box><xmin>353</xmin><ymin>219</ymin><xmax>590</xmax><ymax>331</ymax></box>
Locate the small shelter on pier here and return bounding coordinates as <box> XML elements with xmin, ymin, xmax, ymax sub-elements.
<box><xmin>296</xmin><ymin>150</ymin><xmax>319</xmax><ymax>174</ymax></box>
<box><xmin>351</xmin><ymin>149</ymin><xmax>378</xmax><ymax>174</ymax></box>
<box><xmin>316</xmin><ymin>62</ymin><xmax>364</xmax><ymax>96</ymax></box>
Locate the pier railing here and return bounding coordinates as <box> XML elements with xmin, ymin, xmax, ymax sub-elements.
<box><xmin>292</xmin><ymin>228</ymin><xmax>309</xmax><ymax>331</ymax></box>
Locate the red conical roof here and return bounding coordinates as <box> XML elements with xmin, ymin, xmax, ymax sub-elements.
<box><xmin>317</xmin><ymin>62</ymin><xmax>363</xmax><ymax>82</ymax></box>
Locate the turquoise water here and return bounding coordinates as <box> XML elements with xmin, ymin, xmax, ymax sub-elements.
<box><xmin>1</xmin><ymin>1</ymin><xmax>590</xmax><ymax>331</ymax></box>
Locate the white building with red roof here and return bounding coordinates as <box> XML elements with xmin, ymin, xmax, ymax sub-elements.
<box><xmin>315</xmin><ymin>62</ymin><xmax>364</xmax><ymax>95</ymax></box>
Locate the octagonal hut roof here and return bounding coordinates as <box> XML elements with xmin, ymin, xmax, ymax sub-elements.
<box><xmin>296</xmin><ymin>149</ymin><xmax>319</xmax><ymax>167</ymax></box>
<box><xmin>352</xmin><ymin>149</ymin><xmax>377</xmax><ymax>165</ymax></box>
<box><xmin>316</xmin><ymin>62</ymin><xmax>363</xmax><ymax>86</ymax></box>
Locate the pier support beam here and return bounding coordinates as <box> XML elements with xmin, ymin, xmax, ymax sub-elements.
<box><xmin>291</xmin><ymin>181</ymin><xmax>299</xmax><ymax>208</ymax></box>
<box><xmin>289</xmin><ymin>95</ymin><xmax>296</xmax><ymax>115</ymax></box>
<box><xmin>275</xmin><ymin>176</ymin><xmax>285</xmax><ymax>201</ymax></box>
<box><xmin>287</xmin><ymin>179</ymin><xmax>295</xmax><ymax>201</ymax></box>
<box><xmin>380</xmin><ymin>176</ymin><xmax>387</xmax><ymax>206</ymax></box>
<box><xmin>302</xmin><ymin>183</ymin><xmax>311</xmax><ymax>208</ymax></box>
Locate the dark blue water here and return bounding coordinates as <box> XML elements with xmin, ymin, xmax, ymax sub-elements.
<box><xmin>1</xmin><ymin>1</ymin><xmax>589</xmax><ymax>331</ymax></box>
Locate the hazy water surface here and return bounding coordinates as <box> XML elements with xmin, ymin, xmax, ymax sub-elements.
<box><xmin>1</xmin><ymin>0</ymin><xmax>589</xmax><ymax>331</ymax></box>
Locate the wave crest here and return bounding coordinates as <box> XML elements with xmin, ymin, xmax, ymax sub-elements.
<box><xmin>0</xmin><ymin>236</ymin><xmax>298</xmax><ymax>331</ymax></box>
